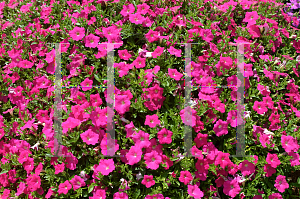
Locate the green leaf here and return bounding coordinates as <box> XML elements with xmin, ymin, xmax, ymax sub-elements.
<box><xmin>94</xmin><ymin>74</ymin><xmax>101</xmax><ymax>83</ymax></box>
<box><xmin>88</xmin><ymin>183</ymin><xmax>96</xmax><ymax>193</ymax></box>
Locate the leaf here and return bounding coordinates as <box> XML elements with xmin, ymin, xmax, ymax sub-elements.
<box><xmin>0</xmin><ymin>170</ymin><xmax>8</xmax><ymax>175</ymax></box>
<box><xmin>88</xmin><ymin>183</ymin><xmax>96</xmax><ymax>193</ymax></box>
<box><xmin>94</xmin><ymin>74</ymin><xmax>101</xmax><ymax>83</ymax></box>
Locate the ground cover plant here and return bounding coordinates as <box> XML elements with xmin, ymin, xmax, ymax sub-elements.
<box><xmin>0</xmin><ymin>0</ymin><xmax>300</xmax><ymax>198</ymax></box>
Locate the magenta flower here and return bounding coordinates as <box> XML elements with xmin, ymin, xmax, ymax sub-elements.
<box><xmin>152</xmin><ymin>46</ymin><xmax>164</xmax><ymax>58</ymax></box>
<box><xmin>167</xmin><ymin>46</ymin><xmax>182</xmax><ymax>57</ymax></box>
<box><xmin>145</xmin><ymin>29</ymin><xmax>159</xmax><ymax>43</ymax></box>
<box><xmin>179</xmin><ymin>170</ymin><xmax>193</xmax><ymax>185</ymax></box>
<box><xmin>238</xmin><ymin>160</ymin><xmax>256</xmax><ymax>176</ymax></box>
<box><xmin>118</xmin><ymin>49</ymin><xmax>132</xmax><ymax>60</ymax></box>
<box><xmin>253</xmin><ymin>101</ymin><xmax>268</xmax><ymax>115</ymax></box>
<box><xmin>274</xmin><ymin>175</ymin><xmax>289</xmax><ymax>193</ymax></box>
<box><xmin>28</xmin><ymin>174</ymin><xmax>41</xmax><ymax>192</ymax></box>
<box><xmin>194</xmin><ymin>133</ymin><xmax>208</xmax><ymax>148</ymax></box>
<box><xmin>215</xmin><ymin>152</ymin><xmax>231</xmax><ymax>169</ymax></box>
<box><xmin>223</xmin><ymin>179</ymin><xmax>241</xmax><ymax>198</ymax></box>
<box><xmin>269</xmin><ymin>193</ymin><xmax>283</xmax><ymax>199</ymax></box>
<box><xmin>264</xmin><ymin>164</ymin><xmax>276</xmax><ymax>177</ymax></box>
<box><xmin>62</xmin><ymin>117</ymin><xmax>81</xmax><ymax>134</ymax></box>
<box><xmin>281</xmin><ymin>135</ymin><xmax>299</xmax><ymax>153</ymax></box>
<box><xmin>69</xmin><ymin>27</ymin><xmax>85</xmax><ymax>41</ymax></box>
<box><xmin>145</xmin><ymin>114</ymin><xmax>160</xmax><ymax>128</ymax></box>
<box><xmin>200</xmin><ymin>28</ymin><xmax>214</xmax><ymax>42</ymax></box>
<box><xmin>187</xmin><ymin>184</ymin><xmax>204</xmax><ymax>198</ymax></box>
<box><xmin>114</xmin><ymin>192</ymin><xmax>129</xmax><ymax>199</ymax></box>
<box><xmin>144</xmin><ymin>150</ymin><xmax>162</xmax><ymax>170</ymax></box>
<box><xmin>243</xmin><ymin>11</ymin><xmax>259</xmax><ymax>25</ymax></box>
<box><xmin>115</xmin><ymin>95</ymin><xmax>131</xmax><ymax>115</ymax></box>
<box><xmin>85</xmin><ymin>34</ymin><xmax>99</xmax><ymax>48</ymax></box>
<box><xmin>266</xmin><ymin>153</ymin><xmax>281</xmax><ymax>168</ymax></box>
<box><xmin>70</xmin><ymin>175</ymin><xmax>86</xmax><ymax>191</ymax></box>
<box><xmin>120</xmin><ymin>4</ymin><xmax>135</xmax><ymax>17</ymax></box>
<box><xmin>19</xmin><ymin>60</ymin><xmax>33</xmax><ymax>68</ymax></box>
<box><xmin>54</xmin><ymin>163</ymin><xmax>65</xmax><ymax>174</ymax></box>
<box><xmin>213</xmin><ymin>119</ymin><xmax>228</xmax><ymax>137</ymax></box>
<box><xmin>125</xmin><ymin>145</ymin><xmax>143</xmax><ymax>165</ymax></box>
<box><xmin>137</xmin><ymin>3</ymin><xmax>150</xmax><ymax>15</ymax></box>
<box><xmin>168</xmin><ymin>68</ymin><xmax>183</xmax><ymax>81</ymax></box>
<box><xmin>157</xmin><ymin>128</ymin><xmax>173</xmax><ymax>144</ymax></box>
<box><xmin>132</xmin><ymin>130</ymin><xmax>151</xmax><ymax>149</ymax></box>
<box><xmin>133</xmin><ymin>56</ymin><xmax>146</xmax><ymax>69</ymax></box>
<box><xmin>80</xmin><ymin>78</ymin><xmax>93</xmax><ymax>91</ymax></box>
<box><xmin>58</xmin><ymin>180</ymin><xmax>72</xmax><ymax>195</ymax></box>
<box><xmin>97</xmin><ymin>159</ymin><xmax>115</xmax><ymax>176</ymax></box>
<box><xmin>129</xmin><ymin>13</ymin><xmax>145</xmax><ymax>24</ymax></box>
<box><xmin>141</xmin><ymin>175</ymin><xmax>155</xmax><ymax>188</ymax></box>
<box><xmin>80</xmin><ymin>129</ymin><xmax>99</xmax><ymax>145</ymax></box>
<box><xmin>288</xmin><ymin>152</ymin><xmax>300</xmax><ymax>166</ymax></box>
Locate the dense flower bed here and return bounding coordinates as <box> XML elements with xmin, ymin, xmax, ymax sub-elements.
<box><xmin>0</xmin><ymin>0</ymin><xmax>300</xmax><ymax>198</ymax></box>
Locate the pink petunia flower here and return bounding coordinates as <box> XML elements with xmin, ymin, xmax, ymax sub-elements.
<box><xmin>266</xmin><ymin>153</ymin><xmax>281</xmax><ymax>168</ymax></box>
<box><xmin>194</xmin><ymin>133</ymin><xmax>208</xmax><ymax>148</ymax></box>
<box><xmin>145</xmin><ymin>29</ymin><xmax>160</xmax><ymax>43</ymax></box>
<box><xmin>28</xmin><ymin>174</ymin><xmax>41</xmax><ymax>192</ymax></box>
<box><xmin>137</xmin><ymin>3</ymin><xmax>150</xmax><ymax>15</ymax></box>
<box><xmin>58</xmin><ymin>180</ymin><xmax>72</xmax><ymax>195</ymax></box>
<box><xmin>19</xmin><ymin>60</ymin><xmax>34</xmax><ymax>68</ymax></box>
<box><xmin>215</xmin><ymin>152</ymin><xmax>231</xmax><ymax>169</ymax></box>
<box><xmin>238</xmin><ymin>160</ymin><xmax>256</xmax><ymax>176</ymax></box>
<box><xmin>120</xmin><ymin>4</ymin><xmax>135</xmax><ymax>17</ymax></box>
<box><xmin>69</xmin><ymin>27</ymin><xmax>85</xmax><ymax>41</ymax></box>
<box><xmin>70</xmin><ymin>175</ymin><xmax>86</xmax><ymax>191</ymax></box>
<box><xmin>253</xmin><ymin>101</ymin><xmax>268</xmax><ymax>115</ymax></box>
<box><xmin>118</xmin><ymin>49</ymin><xmax>132</xmax><ymax>60</ymax></box>
<box><xmin>141</xmin><ymin>175</ymin><xmax>155</xmax><ymax>188</ymax></box>
<box><xmin>213</xmin><ymin>119</ymin><xmax>228</xmax><ymax>137</ymax></box>
<box><xmin>264</xmin><ymin>164</ymin><xmax>276</xmax><ymax>177</ymax></box>
<box><xmin>274</xmin><ymin>175</ymin><xmax>289</xmax><ymax>193</ymax></box>
<box><xmin>152</xmin><ymin>46</ymin><xmax>164</xmax><ymax>58</ymax></box>
<box><xmin>144</xmin><ymin>150</ymin><xmax>162</xmax><ymax>170</ymax></box>
<box><xmin>126</xmin><ymin>145</ymin><xmax>143</xmax><ymax>165</ymax></box>
<box><xmin>187</xmin><ymin>184</ymin><xmax>204</xmax><ymax>198</ymax></box>
<box><xmin>80</xmin><ymin>78</ymin><xmax>93</xmax><ymax>91</ymax></box>
<box><xmin>115</xmin><ymin>94</ymin><xmax>131</xmax><ymax>115</ymax></box>
<box><xmin>167</xmin><ymin>46</ymin><xmax>182</xmax><ymax>57</ymax></box>
<box><xmin>145</xmin><ymin>114</ymin><xmax>160</xmax><ymax>128</ymax></box>
<box><xmin>129</xmin><ymin>13</ymin><xmax>145</xmax><ymax>24</ymax></box>
<box><xmin>157</xmin><ymin>128</ymin><xmax>173</xmax><ymax>144</ymax></box>
<box><xmin>85</xmin><ymin>34</ymin><xmax>99</xmax><ymax>48</ymax></box>
<box><xmin>269</xmin><ymin>193</ymin><xmax>283</xmax><ymax>199</ymax></box>
<box><xmin>133</xmin><ymin>56</ymin><xmax>146</xmax><ymax>69</ymax></box>
<box><xmin>243</xmin><ymin>11</ymin><xmax>259</xmax><ymax>25</ymax></box>
<box><xmin>168</xmin><ymin>68</ymin><xmax>183</xmax><ymax>81</ymax></box>
<box><xmin>281</xmin><ymin>135</ymin><xmax>299</xmax><ymax>153</ymax></box>
<box><xmin>132</xmin><ymin>130</ymin><xmax>151</xmax><ymax>149</ymax></box>
<box><xmin>288</xmin><ymin>152</ymin><xmax>300</xmax><ymax>166</ymax></box>
<box><xmin>114</xmin><ymin>191</ymin><xmax>129</xmax><ymax>199</ymax></box>
<box><xmin>179</xmin><ymin>171</ymin><xmax>193</xmax><ymax>185</ymax></box>
<box><xmin>80</xmin><ymin>129</ymin><xmax>99</xmax><ymax>145</ymax></box>
<box><xmin>223</xmin><ymin>178</ymin><xmax>241</xmax><ymax>198</ymax></box>
<box><xmin>54</xmin><ymin>163</ymin><xmax>65</xmax><ymax>174</ymax></box>
<box><xmin>97</xmin><ymin>159</ymin><xmax>115</xmax><ymax>176</ymax></box>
